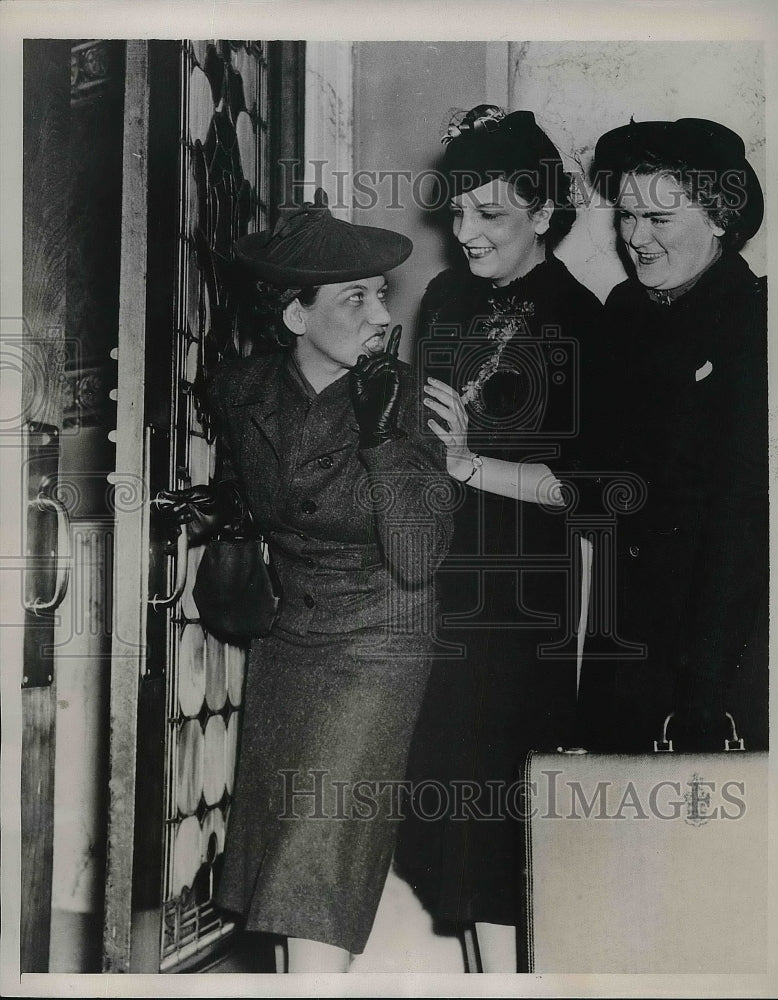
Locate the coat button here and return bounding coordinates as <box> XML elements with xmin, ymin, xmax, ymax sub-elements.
<box><xmin>629</xmin><ymin>544</ymin><xmax>640</xmax><ymax>557</ymax></box>
<box><xmin>305</xmin><ymin>557</ymin><xmax>315</xmax><ymax>568</ymax></box>
<box><xmin>317</xmin><ymin>455</ymin><xmax>333</xmax><ymax>469</ymax></box>
<box><xmin>303</xmin><ymin>593</ymin><xmax>315</xmax><ymax>608</ymax></box>
<box><xmin>300</xmin><ymin>500</ymin><xmax>317</xmax><ymax>515</ymax></box>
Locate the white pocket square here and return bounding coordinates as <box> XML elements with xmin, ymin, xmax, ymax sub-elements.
<box><xmin>695</xmin><ymin>360</ymin><xmax>713</xmax><ymax>382</ymax></box>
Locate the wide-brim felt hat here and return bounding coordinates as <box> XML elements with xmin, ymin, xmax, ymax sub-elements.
<box><xmin>234</xmin><ymin>188</ymin><xmax>413</xmax><ymax>286</ymax></box>
<box><xmin>593</xmin><ymin>117</ymin><xmax>764</xmax><ymax>240</ymax></box>
<box><xmin>440</xmin><ymin>108</ymin><xmax>568</xmax><ymax>203</ymax></box>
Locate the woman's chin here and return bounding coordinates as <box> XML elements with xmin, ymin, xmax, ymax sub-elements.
<box><xmin>466</xmin><ymin>259</ymin><xmax>494</xmax><ymax>279</ymax></box>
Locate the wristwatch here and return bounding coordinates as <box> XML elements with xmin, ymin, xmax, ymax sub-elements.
<box><xmin>461</xmin><ymin>452</ymin><xmax>483</xmax><ymax>484</ymax></box>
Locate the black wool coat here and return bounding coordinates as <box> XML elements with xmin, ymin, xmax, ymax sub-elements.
<box><xmin>577</xmin><ymin>250</ymin><xmax>769</xmax><ymax>751</ymax></box>
<box><xmin>396</xmin><ymin>255</ymin><xmax>604</xmax><ymax>926</ymax></box>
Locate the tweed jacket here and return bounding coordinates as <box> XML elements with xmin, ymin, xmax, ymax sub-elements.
<box><xmin>207</xmin><ymin>351</ymin><xmax>454</xmax><ymax>635</ymax></box>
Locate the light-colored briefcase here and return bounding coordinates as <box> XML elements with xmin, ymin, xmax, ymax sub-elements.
<box><xmin>521</xmin><ymin>718</ymin><xmax>769</xmax><ymax>974</ymax></box>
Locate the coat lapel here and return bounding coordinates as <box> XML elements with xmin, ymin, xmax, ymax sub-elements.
<box><xmin>247</xmin><ymin>397</ymin><xmax>282</xmax><ymax>462</ymax></box>
<box><xmin>225</xmin><ymin>354</ymin><xmax>300</xmax><ymax>514</ymax></box>
<box><xmin>228</xmin><ymin>355</ymin><xmax>285</xmax><ymax>463</ymax></box>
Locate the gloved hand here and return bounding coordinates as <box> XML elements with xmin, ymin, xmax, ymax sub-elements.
<box><xmin>350</xmin><ymin>324</ymin><xmax>405</xmax><ymax>449</ymax></box>
<box><xmin>154</xmin><ymin>480</ymin><xmax>252</xmax><ymax>545</ymax></box>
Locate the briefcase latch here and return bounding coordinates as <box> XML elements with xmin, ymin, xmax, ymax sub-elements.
<box><xmin>724</xmin><ymin>712</ymin><xmax>745</xmax><ymax>752</ymax></box>
<box><xmin>653</xmin><ymin>714</ymin><xmax>674</xmax><ymax>753</ymax></box>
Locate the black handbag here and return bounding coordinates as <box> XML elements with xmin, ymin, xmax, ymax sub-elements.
<box><xmin>193</xmin><ymin>535</ymin><xmax>281</xmax><ymax>643</ymax></box>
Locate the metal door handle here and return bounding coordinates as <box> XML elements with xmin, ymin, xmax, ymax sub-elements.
<box><xmin>149</xmin><ymin>496</ymin><xmax>189</xmax><ymax>610</ymax></box>
<box><xmin>24</xmin><ymin>494</ymin><xmax>71</xmax><ymax>614</ymax></box>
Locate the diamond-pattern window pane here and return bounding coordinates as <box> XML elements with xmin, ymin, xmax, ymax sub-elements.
<box><xmin>188</xmin><ymin>67</ymin><xmax>213</xmax><ymax>145</ymax></box>
<box><xmin>201</xmin><ymin>807</ymin><xmax>226</xmax><ymax>862</ymax></box>
<box><xmin>205</xmin><ymin>632</ymin><xmax>227</xmax><ymax>712</ymax></box>
<box><xmin>172</xmin><ymin>815</ymin><xmax>201</xmax><ymax>897</ymax></box>
<box><xmin>202</xmin><ymin>714</ymin><xmax>227</xmax><ymax>807</ymax></box>
<box><xmin>225</xmin><ymin>642</ymin><xmax>244</xmax><ymax>708</ymax></box>
<box><xmin>224</xmin><ymin>711</ymin><xmax>240</xmax><ymax>795</ymax></box>
<box><xmin>176</xmin><ymin>719</ymin><xmax>204</xmax><ymax>816</ymax></box>
<box><xmin>177</xmin><ymin>623</ymin><xmax>206</xmax><ymax>718</ymax></box>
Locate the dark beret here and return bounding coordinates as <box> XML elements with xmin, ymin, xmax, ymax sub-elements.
<box><xmin>440</xmin><ymin>108</ymin><xmax>568</xmax><ymax>205</ymax></box>
<box><xmin>234</xmin><ymin>188</ymin><xmax>413</xmax><ymax>286</ymax></box>
<box><xmin>593</xmin><ymin>117</ymin><xmax>764</xmax><ymax>240</ymax></box>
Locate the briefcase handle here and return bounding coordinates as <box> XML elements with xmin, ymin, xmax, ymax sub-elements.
<box><xmin>653</xmin><ymin>711</ymin><xmax>745</xmax><ymax>753</ymax></box>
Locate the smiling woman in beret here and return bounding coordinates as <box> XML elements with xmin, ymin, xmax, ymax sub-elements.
<box><xmin>576</xmin><ymin>118</ymin><xmax>768</xmax><ymax>754</ymax></box>
<box><xmin>395</xmin><ymin>104</ymin><xmax>603</xmax><ymax>972</ymax></box>
<box><xmin>159</xmin><ymin>189</ymin><xmax>453</xmax><ymax>972</ymax></box>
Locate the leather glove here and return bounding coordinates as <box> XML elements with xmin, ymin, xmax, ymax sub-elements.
<box><xmin>350</xmin><ymin>325</ymin><xmax>405</xmax><ymax>449</ymax></box>
<box><xmin>155</xmin><ymin>480</ymin><xmax>252</xmax><ymax>545</ymax></box>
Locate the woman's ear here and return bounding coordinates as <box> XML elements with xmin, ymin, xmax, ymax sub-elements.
<box><xmin>282</xmin><ymin>298</ymin><xmax>307</xmax><ymax>338</ymax></box>
<box><xmin>532</xmin><ymin>198</ymin><xmax>554</xmax><ymax>237</ymax></box>
<box><xmin>707</xmin><ymin>217</ymin><xmax>726</xmax><ymax>239</ymax></box>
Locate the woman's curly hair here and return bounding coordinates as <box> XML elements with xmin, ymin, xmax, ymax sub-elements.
<box><xmin>236</xmin><ymin>278</ymin><xmax>320</xmax><ymax>351</ymax></box>
<box><xmin>508</xmin><ymin>165</ymin><xmax>576</xmax><ymax>247</ymax></box>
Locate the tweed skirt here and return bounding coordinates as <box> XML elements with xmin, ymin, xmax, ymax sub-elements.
<box><xmin>215</xmin><ymin>623</ymin><xmax>432</xmax><ymax>954</ymax></box>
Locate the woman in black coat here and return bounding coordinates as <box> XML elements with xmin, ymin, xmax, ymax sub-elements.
<box><xmin>395</xmin><ymin>106</ymin><xmax>603</xmax><ymax>971</ymax></box>
<box><xmin>161</xmin><ymin>190</ymin><xmax>453</xmax><ymax>971</ymax></box>
<box><xmin>576</xmin><ymin>118</ymin><xmax>768</xmax><ymax>753</ymax></box>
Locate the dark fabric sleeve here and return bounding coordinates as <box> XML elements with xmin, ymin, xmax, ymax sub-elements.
<box><xmin>358</xmin><ymin>366</ymin><xmax>455</xmax><ymax>587</ymax></box>
<box><xmin>553</xmin><ymin>284</ymin><xmax>620</xmax><ymax>517</ymax></box>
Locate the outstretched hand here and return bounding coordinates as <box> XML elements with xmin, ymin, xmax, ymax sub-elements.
<box><xmin>423</xmin><ymin>377</ymin><xmax>475</xmax><ymax>480</ymax></box>
<box><xmin>350</xmin><ymin>324</ymin><xmax>405</xmax><ymax>448</ymax></box>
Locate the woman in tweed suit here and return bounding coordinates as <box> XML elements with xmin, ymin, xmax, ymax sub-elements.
<box><xmin>162</xmin><ymin>190</ymin><xmax>453</xmax><ymax>971</ymax></box>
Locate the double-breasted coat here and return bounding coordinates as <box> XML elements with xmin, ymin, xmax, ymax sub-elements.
<box><xmin>210</xmin><ymin>350</ymin><xmax>454</xmax><ymax>953</ymax></box>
